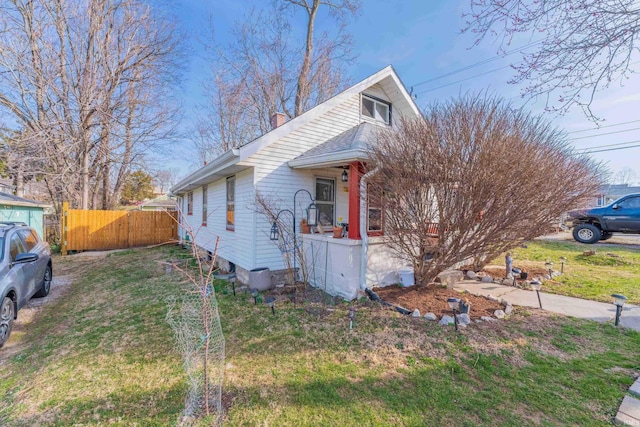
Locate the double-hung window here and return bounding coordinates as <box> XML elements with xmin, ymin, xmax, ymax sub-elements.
<box><xmin>202</xmin><ymin>185</ymin><xmax>208</xmax><ymax>226</ymax></box>
<box><xmin>226</xmin><ymin>176</ymin><xmax>235</xmax><ymax>231</ymax></box>
<box><xmin>367</xmin><ymin>187</ymin><xmax>384</xmax><ymax>235</ymax></box>
<box><xmin>187</xmin><ymin>192</ymin><xmax>193</xmax><ymax>215</ymax></box>
<box><xmin>361</xmin><ymin>94</ymin><xmax>391</xmax><ymax>125</ymax></box>
<box><xmin>315</xmin><ymin>178</ymin><xmax>335</xmax><ymax>228</ymax></box>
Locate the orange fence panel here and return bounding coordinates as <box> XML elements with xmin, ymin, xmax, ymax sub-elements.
<box><xmin>61</xmin><ymin>202</ymin><xmax>177</xmax><ymax>255</ymax></box>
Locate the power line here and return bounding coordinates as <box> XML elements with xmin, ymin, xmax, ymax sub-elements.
<box><xmin>567</xmin><ymin>119</ymin><xmax>640</xmax><ymax>134</ymax></box>
<box><xmin>415</xmin><ymin>65</ymin><xmax>512</xmax><ymax>95</ymax></box>
<box><xmin>411</xmin><ymin>40</ymin><xmax>542</xmax><ymax>88</ymax></box>
<box><xmin>582</xmin><ymin>141</ymin><xmax>640</xmax><ymax>154</ymax></box>
<box><xmin>579</xmin><ymin>139</ymin><xmax>640</xmax><ymax>150</ymax></box>
<box><xmin>570</xmin><ymin>126</ymin><xmax>640</xmax><ymax>141</ymax></box>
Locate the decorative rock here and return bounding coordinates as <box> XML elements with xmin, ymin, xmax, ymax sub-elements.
<box><xmin>544</xmin><ymin>274</ymin><xmax>551</xmax><ymax>280</ymax></box>
<box><xmin>502</xmin><ymin>279</ymin><xmax>514</xmax><ymax>286</ymax></box>
<box><xmin>499</xmin><ymin>297</ymin><xmax>509</xmax><ymax>305</ymax></box>
<box><xmin>551</xmin><ymin>271</ymin><xmax>561</xmax><ymax>278</ymax></box>
<box><xmin>487</xmin><ymin>294</ymin><xmax>499</xmax><ymax>301</ymax></box>
<box><xmin>439</xmin><ymin>315</ymin><xmax>455</xmax><ymax>326</ymax></box>
<box><xmin>424</xmin><ymin>312</ymin><xmax>438</xmax><ymax>321</ymax></box>
<box><xmin>505</xmin><ymin>304</ymin><xmax>513</xmax><ymax>315</ymax></box>
<box><xmin>436</xmin><ymin>270</ymin><xmax>464</xmax><ymax>288</ymax></box>
<box><xmin>481</xmin><ymin>275</ymin><xmax>493</xmax><ymax>283</ymax></box>
<box><xmin>474</xmin><ymin>319</ymin><xmax>483</xmax><ymax>323</ymax></box>
<box><xmin>480</xmin><ymin>316</ymin><xmax>496</xmax><ymax>322</ymax></box>
<box><xmin>494</xmin><ymin>309</ymin><xmax>506</xmax><ymax>319</ymax></box>
<box><xmin>466</xmin><ymin>270</ymin><xmax>477</xmax><ymax>279</ymax></box>
<box><xmin>458</xmin><ymin>313</ymin><xmax>471</xmax><ymax>326</ymax></box>
<box><xmin>412</xmin><ymin>309</ymin><xmax>421</xmax><ymax>317</ymax></box>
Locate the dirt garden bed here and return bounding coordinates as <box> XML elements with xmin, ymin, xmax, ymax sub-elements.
<box><xmin>373</xmin><ymin>283</ymin><xmax>504</xmax><ymax>320</ymax></box>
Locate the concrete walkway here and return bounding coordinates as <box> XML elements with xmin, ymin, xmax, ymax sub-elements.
<box><xmin>452</xmin><ymin>279</ymin><xmax>640</xmax><ymax>332</ymax></box>
<box><xmin>452</xmin><ymin>279</ymin><xmax>640</xmax><ymax>426</ymax></box>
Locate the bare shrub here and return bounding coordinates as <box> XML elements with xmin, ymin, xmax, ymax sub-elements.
<box><xmin>165</xmin><ymin>208</ymin><xmax>225</xmax><ymax>426</ymax></box>
<box><xmin>369</xmin><ymin>95</ymin><xmax>605</xmax><ymax>284</ymax></box>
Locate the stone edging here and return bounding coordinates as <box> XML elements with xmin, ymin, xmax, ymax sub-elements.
<box><xmin>615</xmin><ymin>377</ymin><xmax>640</xmax><ymax>425</ymax></box>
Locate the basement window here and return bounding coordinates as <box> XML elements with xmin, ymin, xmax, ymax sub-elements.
<box><xmin>361</xmin><ymin>94</ymin><xmax>391</xmax><ymax>125</ymax></box>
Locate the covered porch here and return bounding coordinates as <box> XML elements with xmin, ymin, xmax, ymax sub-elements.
<box><xmin>288</xmin><ymin>123</ymin><xmax>410</xmax><ymax>300</ymax></box>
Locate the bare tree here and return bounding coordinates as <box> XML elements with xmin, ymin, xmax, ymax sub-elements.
<box><xmin>369</xmin><ymin>95</ymin><xmax>605</xmax><ymax>284</ymax></box>
<box><xmin>0</xmin><ymin>0</ymin><xmax>181</xmax><ymax>211</ymax></box>
<box><xmin>463</xmin><ymin>0</ymin><xmax>640</xmax><ymax>119</ymax></box>
<box><xmin>195</xmin><ymin>0</ymin><xmax>359</xmax><ymax>158</ymax></box>
<box><xmin>613</xmin><ymin>167</ymin><xmax>638</xmax><ymax>185</ymax></box>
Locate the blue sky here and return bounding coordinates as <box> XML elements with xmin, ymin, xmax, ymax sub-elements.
<box><xmin>168</xmin><ymin>0</ymin><xmax>640</xmax><ymax>181</ymax></box>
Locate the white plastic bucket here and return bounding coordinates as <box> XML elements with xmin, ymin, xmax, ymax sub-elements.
<box><xmin>399</xmin><ymin>269</ymin><xmax>415</xmax><ymax>287</ymax></box>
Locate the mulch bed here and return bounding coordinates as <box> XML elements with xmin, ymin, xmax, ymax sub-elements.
<box><xmin>373</xmin><ymin>283</ymin><xmax>504</xmax><ymax>320</ymax></box>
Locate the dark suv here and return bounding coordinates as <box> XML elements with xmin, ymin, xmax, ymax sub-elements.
<box><xmin>566</xmin><ymin>194</ymin><xmax>640</xmax><ymax>244</ymax></box>
<box><xmin>0</xmin><ymin>222</ymin><xmax>52</xmax><ymax>348</ymax></box>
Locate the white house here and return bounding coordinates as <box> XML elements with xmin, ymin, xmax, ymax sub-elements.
<box><xmin>171</xmin><ymin>65</ymin><xmax>420</xmax><ymax>300</ymax></box>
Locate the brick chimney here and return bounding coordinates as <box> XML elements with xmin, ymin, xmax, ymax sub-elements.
<box><xmin>270</xmin><ymin>112</ymin><xmax>287</xmax><ymax>130</ymax></box>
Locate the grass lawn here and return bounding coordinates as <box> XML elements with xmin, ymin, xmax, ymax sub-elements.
<box><xmin>498</xmin><ymin>239</ymin><xmax>640</xmax><ymax>305</ymax></box>
<box><xmin>1</xmin><ymin>246</ymin><xmax>639</xmax><ymax>426</ymax></box>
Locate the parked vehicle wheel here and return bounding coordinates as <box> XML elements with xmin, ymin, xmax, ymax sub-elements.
<box><xmin>0</xmin><ymin>297</ymin><xmax>15</xmax><ymax>348</ymax></box>
<box><xmin>34</xmin><ymin>264</ymin><xmax>52</xmax><ymax>298</ymax></box>
<box><xmin>600</xmin><ymin>232</ymin><xmax>613</xmax><ymax>241</ymax></box>
<box><xmin>573</xmin><ymin>224</ymin><xmax>601</xmax><ymax>244</ymax></box>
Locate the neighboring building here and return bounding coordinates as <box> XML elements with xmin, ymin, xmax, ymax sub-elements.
<box><xmin>593</xmin><ymin>184</ymin><xmax>640</xmax><ymax>206</ymax></box>
<box><xmin>0</xmin><ymin>192</ymin><xmax>50</xmax><ymax>238</ymax></box>
<box><xmin>140</xmin><ymin>195</ymin><xmax>177</xmax><ymax>211</ymax></box>
<box><xmin>171</xmin><ymin>66</ymin><xmax>420</xmax><ymax>300</ymax></box>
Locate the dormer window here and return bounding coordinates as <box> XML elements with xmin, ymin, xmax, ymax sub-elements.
<box><xmin>361</xmin><ymin>94</ymin><xmax>391</xmax><ymax>125</ymax></box>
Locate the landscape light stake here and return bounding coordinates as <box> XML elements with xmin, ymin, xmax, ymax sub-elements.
<box><xmin>611</xmin><ymin>293</ymin><xmax>628</xmax><ymax>327</ymax></box>
<box><xmin>559</xmin><ymin>257</ymin><xmax>567</xmax><ymax>274</ymax></box>
<box><xmin>530</xmin><ymin>280</ymin><xmax>543</xmax><ymax>309</ymax></box>
<box><xmin>230</xmin><ymin>273</ymin><xmax>236</xmax><ymax>296</ymax></box>
<box><xmin>251</xmin><ymin>289</ymin><xmax>259</xmax><ymax>305</ymax></box>
<box><xmin>447</xmin><ymin>298</ymin><xmax>460</xmax><ymax>332</ymax></box>
<box><xmin>265</xmin><ymin>296</ymin><xmax>276</xmax><ymax>315</ymax></box>
<box><xmin>348</xmin><ymin>307</ymin><xmax>355</xmax><ymax>330</ymax></box>
<box><xmin>545</xmin><ymin>262</ymin><xmax>553</xmax><ymax>278</ymax></box>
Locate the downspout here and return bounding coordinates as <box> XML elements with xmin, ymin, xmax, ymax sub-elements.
<box><xmin>359</xmin><ymin>166</ymin><xmax>381</xmax><ymax>291</ymax></box>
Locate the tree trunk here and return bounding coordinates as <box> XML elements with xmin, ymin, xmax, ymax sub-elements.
<box><xmin>294</xmin><ymin>0</ymin><xmax>319</xmax><ymax>117</ymax></box>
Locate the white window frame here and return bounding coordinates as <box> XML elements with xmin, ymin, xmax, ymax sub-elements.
<box><xmin>202</xmin><ymin>184</ymin><xmax>208</xmax><ymax>226</ymax></box>
<box><xmin>315</xmin><ymin>177</ymin><xmax>336</xmax><ymax>229</ymax></box>
<box><xmin>361</xmin><ymin>94</ymin><xmax>391</xmax><ymax>125</ymax></box>
<box><xmin>187</xmin><ymin>192</ymin><xmax>193</xmax><ymax>215</ymax></box>
<box><xmin>226</xmin><ymin>176</ymin><xmax>235</xmax><ymax>231</ymax></box>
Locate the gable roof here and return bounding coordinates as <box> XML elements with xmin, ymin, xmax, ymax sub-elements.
<box><xmin>172</xmin><ymin>65</ymin><xmax>419</xmax><ymax>193</ymax></box>
<box><xmin>0</xmin><ymin>192</ymin><xmax>49</xmax><ymax>208</ymax></box>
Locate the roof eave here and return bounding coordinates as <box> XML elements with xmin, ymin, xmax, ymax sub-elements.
<box><xmin>171</xmin><ymin>149</ymin><xmax>240</xmax><ymax>194</ymax></box>
<box><xmin>288</xmin><ymin>149</ymin><xmax>369</xmax><ymax>169</ymax></box>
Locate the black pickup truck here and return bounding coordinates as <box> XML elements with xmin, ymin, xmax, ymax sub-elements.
<box><xmin>565</xmin><ymin>193</ymin><xmax>640</xmax><ymax>244</ymax></box>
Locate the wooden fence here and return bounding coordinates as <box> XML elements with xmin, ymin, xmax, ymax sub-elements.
<box><xmin>61</xmin><ymin>202</ymin><xmax>178</xmax><ymax>255</ymax></box>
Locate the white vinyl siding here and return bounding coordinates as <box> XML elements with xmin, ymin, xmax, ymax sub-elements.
<box><xmin>176</xmin><ymin>76</ymin><xmax>413</xmax><ymax>274</ymax></box>
<box><xmin>245</xmin><ymin>94</ymin><xmax>360</xmax><ymax>270</ymax></box>
<box><xmin>180</xmin><ymin>169</ymin><xmax>255</xmax><ymax>271</ymax></box>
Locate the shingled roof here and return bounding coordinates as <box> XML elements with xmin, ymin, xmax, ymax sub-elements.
<box><xmin>0</xmin><ymin>192</ymin><xmax>49</xmax><ymax>208</ymax></box>
<box><xmin>288</xmin><ymin>122</ymin><xmax>381</xmax><ymax>168</ymax></box>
